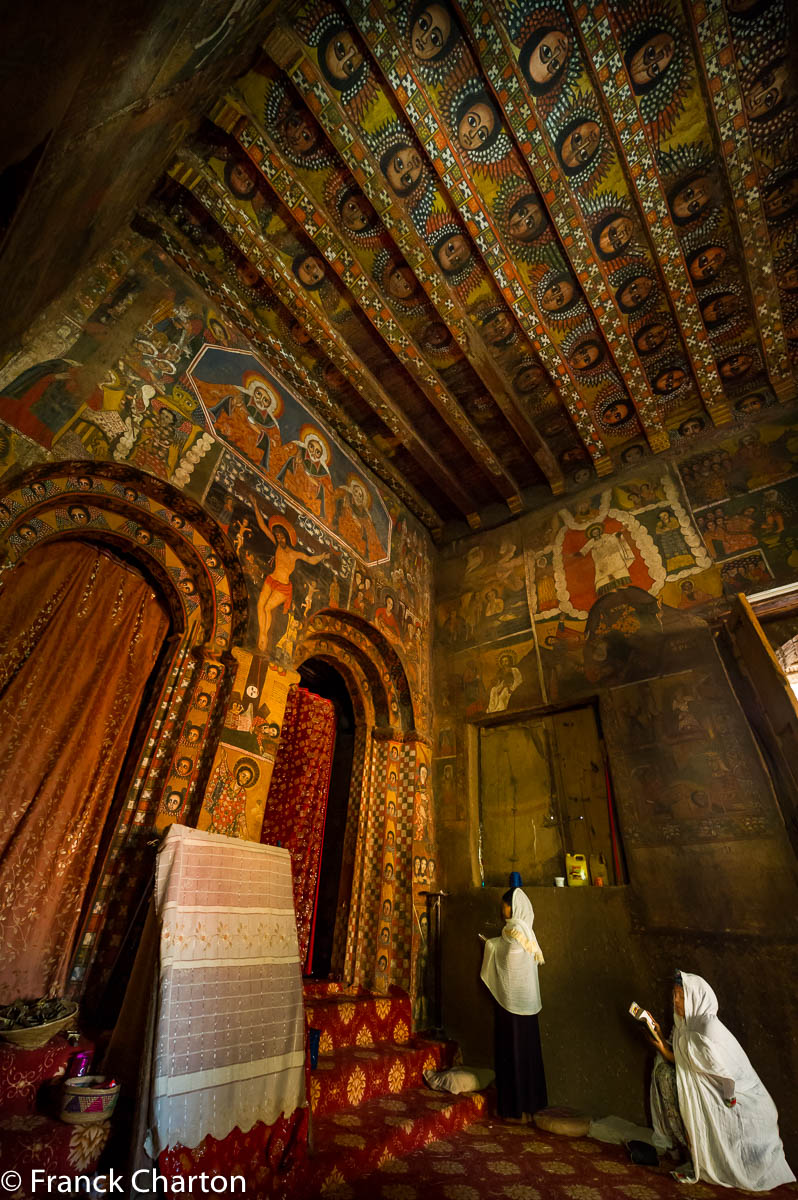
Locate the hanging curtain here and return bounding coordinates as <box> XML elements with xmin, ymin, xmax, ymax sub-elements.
<box><xmin>261</xmin><ymin>686</ymin><xmax>336</xmax><ymax>969</ymax></box>
<box><xmin>0</xmin><ymin>540</ymin><xmax>169</xmax><ymax>1003</ymax></box>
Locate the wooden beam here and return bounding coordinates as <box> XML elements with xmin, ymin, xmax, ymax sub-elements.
<box><xmin>168</xmin><ymin>153</ymin><xmax>483</xmax><ymax>525</ymax></box>
<box><xmin>264</xmin><ymin>23</ymin><xmax>575</xmax><ymax>489</ymax></box>
<box><xmin>140</xmin><ymin>205</ymin><xmax>445</xmax><ymax>532</ymax></box>
<box><xmin>211</xmin><ymin>93</ymin><xmax>527</xmax><ymax>511</ymax></box>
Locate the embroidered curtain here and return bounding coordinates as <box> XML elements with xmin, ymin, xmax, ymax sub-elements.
<box><xmin>0</xmin><ymin>540</ymin><xmax>169</xmax><ymax>1003</ymax></box>
<box><xmin>261</xmin><ymin>686</ymin><xmax>336</xmax><ymax>970</ymax></box>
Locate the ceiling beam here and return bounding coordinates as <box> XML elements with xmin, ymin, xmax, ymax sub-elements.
<box><xmin>679</xmin><ymin>1</ymin><xmax>793</xmax><ymax>401</ymax></box>
<box><xmin>264</xmin><ymin>24</ymin><xmax>584</xmax><ymax>486</ymax></box>
<box><xmin>168</xmin><ymin>152</ymin><xmax>484</xmax><ymax>526</ymax></box>
<box><xmin>352</xmin><ymin>0</ymin><xmax>666</xmax><ymax>458</ymax></box>
<box><xmin>210</xmin><ymin>93</ymin><xmax>530</xmax><ymax>511</ymax></box>
<box><xmin>139</xmin><ymin>205</ymin><xmax>445</xmax><ymax>532</ymax></box>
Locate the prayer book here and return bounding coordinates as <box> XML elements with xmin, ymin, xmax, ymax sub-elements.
<box><xmin>629</xmin><ymin>1002</ymin><xmax>657</xmax><ymax>1034</ymax></box>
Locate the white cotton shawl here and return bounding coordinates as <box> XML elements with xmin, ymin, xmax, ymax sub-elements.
<box><xmin>480</xmin><ymin>889</ymin><xmax>543</xmax><ymax>1016</ymax></box>
<box><xmin>672</xmin><ymin>971</ymin><xmax>794</xmax><ymax>1191</ymax></box>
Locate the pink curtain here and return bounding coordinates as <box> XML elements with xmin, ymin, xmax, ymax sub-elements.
<box><xmin>261</xmin><ymin>686</ymin><xmax>336</xmax><ymax>969</ymax></box>
<box><xmin>0</xmin><ymin>540</ymin><xmax>169</xmax><ymax>1002</ymax></box>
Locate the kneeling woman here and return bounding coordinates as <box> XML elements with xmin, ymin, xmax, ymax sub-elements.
<box><xmin>480</xmin><ymin>888</ymin><xmax>547</xmax><ymax>1121</ymax></box>
<box><xmin>649</xmin><ymin>971</ymin><xmax>794</xmax><ymax>1191</ymax></box>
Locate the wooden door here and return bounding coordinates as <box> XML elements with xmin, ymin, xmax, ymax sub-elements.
<box><xmin>478</xmin><ymin>705</ymin><xmax>619</xmax><ymax>886</ymax></box>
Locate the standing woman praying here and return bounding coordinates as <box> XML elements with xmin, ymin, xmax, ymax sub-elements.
<box><xmin>480</xmin><ymin>887</ymin><xmax>547</xmax><ymax>1121</ymax></box>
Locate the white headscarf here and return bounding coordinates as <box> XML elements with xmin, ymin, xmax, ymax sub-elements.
<box><xmin>672</xmin><ymin>971</ymin><xmax>794</xmax><ymax>1191</ymax></box>
<box><xmin>480</xmin><ymin>889</ymin><xmax>543</xmax><ymax>1016</ymax></box>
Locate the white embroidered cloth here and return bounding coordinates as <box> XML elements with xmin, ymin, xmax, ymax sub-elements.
<box><xmin>146</xmin><ymin>824</ymin><xmax>305</xmax><ymax>1154</ymax></box>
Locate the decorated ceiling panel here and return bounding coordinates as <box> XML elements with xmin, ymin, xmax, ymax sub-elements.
<box><xmin>135</xmin><ymin>0</ymin><xmax>797</xmax><ymax>534</ymax></box>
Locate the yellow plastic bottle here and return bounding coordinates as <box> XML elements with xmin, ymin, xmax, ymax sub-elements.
<box><xmin>565</xmin><ymin>852</ymin><xmax>589</xmax><ymax>886</ymax></box>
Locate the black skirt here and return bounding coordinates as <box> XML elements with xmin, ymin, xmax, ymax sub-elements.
<box><xmin>493</xmin><ymin>1001</ymin><xmax>547</xmax><ymax>1119</ymax></box>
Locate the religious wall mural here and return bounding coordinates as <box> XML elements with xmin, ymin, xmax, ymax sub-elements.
<box><xmin>0</xmin><ymin>243</ymin><xmax>435</xmax><ymax>705</ymax></box>
<box><xmin>679</xmin><ymin>420</ymin><xmax>798</xmax><ymax>590</ymax></box>
<box><xmin>434</xmin><ymin>463</ymin><xmax>722</xmax><ymax>743</ymax></box>
<box><xmin>605</xmin><ymin>667</ymin><xmax>782</xmax><ymax>848</ymax></box>
<box><xmin>188</xmin><ymin>346</ymin><xmax>391</xmax><ymax>565</ymax></box>
<box><xmin>0</xmin><ymin>232</ymin><xmax>436</xmax><ymax>1007</ymax></box>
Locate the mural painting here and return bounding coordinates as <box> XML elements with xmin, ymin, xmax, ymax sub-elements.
<box><xmin>158</xmin><ymin>656</ymin><xmax>228</xmax><ymax>834</ymax></box>
<box><xmin>436</xmin><ymin>534</ymin><xmax>530</xmax><ymax>650</ymax></box>
<box><xmin>434</xmin><ymin>757</ymin><xmax>465</xmax><ymax>827</ymax></box>
<box><xmin>188</xmin><ymin>345</ymin><xmax>391</xmax><ymax>565</ymax></box>
<box><xmin>680</xmin><ymin>421</ymin><xmax>798</xmax><ymax>593</ymax></box>
<box><xmin>0</xmin><ymin>235</ymin><xmax>436</xmax><ymax>1005</ymax></box>
<box><xmin>605</xmin><ymin>668</ymin><xmax>780</xmax><ymax>848</ymax></box>
<box><xmin>523</xmin><ymin>471</ymin><xmax>715</xmax><ymax>693</ymax></box>
<box><xmin>0</xmin><ymin>250</ymin><xmax>226</xmax><ymax>497</ymax></box>
<box><xmin>196</xmin><ymin>649</ymin><xmax>299</xmax><ymax>841</ymax></box>
<box><xmin>437</xmin><ymin>465</ymin><xmax>719</xmax><ymax>723</ymax></box>
<box><xmin>411</xmin><ymin>740</ymin><xmax>434</xmax><ymax>1026</ymax></box>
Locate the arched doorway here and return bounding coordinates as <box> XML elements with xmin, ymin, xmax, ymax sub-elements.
<box><xmin>0</xmin><ymin>538</ymin><xmax>173</xmax><ymax>1004</ymax></box>
<box><xmin>0</xmin><ymin>460</ymin><xmax>248</xmax><ymax>1020</ymax></box>
<box><xmin>288</xmin><ymin>610</ymin><xmax>429</xmax><ymax>1014</ymax></box>
<box><xmin>297</xmin><ymin>658</ymin><xmax>356</xmax><ymax>979</ymax></box>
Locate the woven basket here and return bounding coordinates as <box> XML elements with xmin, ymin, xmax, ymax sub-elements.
<box><xmin>0</xmin><ymin>1005</ymin><xmax>78</xmax><ymax>1051</ymax></box>
<box><xmin>60</xmin><ymin>1075</ymin><xmax>120</xmax><ymax>1125</ymax></box>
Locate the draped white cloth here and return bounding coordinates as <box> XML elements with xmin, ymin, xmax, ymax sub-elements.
<box><xmin>672</xmin><ymin>971</ymin><xmax>794</xmax><ymax>1191</ymax></box>
<box><xmin>146</xmin><ymin>824</ymin><xmax>306</xmax><ymax>1154</ymax></box>
<box><xmin>480</xmin><ymin>889</ymin><xmax>543</xmax><ymax>1016</ymax></box>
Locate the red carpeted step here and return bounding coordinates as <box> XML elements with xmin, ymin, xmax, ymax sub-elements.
<box><xmin>309</xmin><ymin>1036</ymin><xmax>456</xmax><ymax>1117</ymax></box>
<box><xmin>289</xmin><ymin>1086</ymin><xmax>489</xmax><ymax>1198</ymax></box>
<box><xmin>304</xmin><ymin>988</ymin><xmax>412</xmax><ymax>1052</ymax></box>
<box><xmin>302</xmin><ymin>981</ymin><xmax>364</xmax><ymax>1000</ymax></box>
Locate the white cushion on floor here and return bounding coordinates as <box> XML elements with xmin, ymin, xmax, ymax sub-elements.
<box><xmin>423</xmin><ymin>1066</ymin><xmax>495</xmax><ymax>1094</ymax></box>
<box><xmin>533</xmin><ymin>1107</ymin><xmax>591</xmax><ymax>1136</ymax></box>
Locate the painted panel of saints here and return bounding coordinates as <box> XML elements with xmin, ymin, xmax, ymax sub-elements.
<box><xmin>189</xmin><ymin>346</ymin><xmax>391</xmax><ymax>565</ymax></box>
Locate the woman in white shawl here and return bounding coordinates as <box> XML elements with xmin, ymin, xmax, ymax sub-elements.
<box><xmin>480</xmin><ymin>887</ymin><xmax>546</xmax><ymax>1121</ymax></box>
<box><xmin>649</xmin><ymin>971</ymin><xmax>794</xmax><ymax>1190</ymax></box>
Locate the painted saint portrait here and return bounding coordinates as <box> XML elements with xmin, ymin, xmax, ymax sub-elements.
<box><xmin>519</xmin><ymin>25</ymin><xmax>570</xmax><ymax>95</ymax></box>
<box><xmin>556</xmin><ymin>117</ymin><xmax>601</xmax><ymax>175</ymax></box>
<box><xmin>591</xmin><ymin>211</ymin><xmax>637</xmax><ymax>260</ymax></box>
<box><xmin>667</xmin><ymin>171</ymin><xmax>715</xmax><ymax>226</ymax></box>
<box><xmin>624</xmin><ymin>28</ymin><xmax>676</xmax><ymax>95</ymax></box>
<box><xmin>189</xmin><ymin>347</ymin><xmax>390</xmax><ymax>565</ymax></box>
<box><xmin>633</xmin><ymin>320</ymin><xmax>669</xmax><ymax>356</ymax></box>
<box><xmin>507</xmin><ymin>193</ymin><xmax>547</xmax><ymax>244</ymax></box>
<box><xmin>409</xmin><ymin>0</ymin><xmax>457</xmax><ymax>62</ymax></box>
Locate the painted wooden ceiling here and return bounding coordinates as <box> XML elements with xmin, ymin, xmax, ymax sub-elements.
<box><xmin>0</xmin><ymin>0</ymin><xmax>285</xmax><ymax>349</ymax></box>
<box><xmin>7</xmin><ymin>0</ymin><xmax>797</xmax><ymax>536</ymax></box>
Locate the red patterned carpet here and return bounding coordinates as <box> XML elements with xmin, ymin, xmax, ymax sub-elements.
<box><xmin>301</xmin><ymin>1113</ymin><xmax>798</xmax><ymax>1200</ymax></box>
<box><xmin>280</xmin><ymin>983</ymin><xmax>797</xmax><ymax>1200</ymax></box>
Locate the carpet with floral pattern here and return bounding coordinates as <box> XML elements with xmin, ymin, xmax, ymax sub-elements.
<box><xmin>303</xmin><ymin>1114</ymin><xmax>798</xmax><ymax>1200</ymax></box>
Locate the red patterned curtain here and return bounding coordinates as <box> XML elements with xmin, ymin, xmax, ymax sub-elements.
<box><xmin>0</xmin><ymin>540</ymin><xmax>170</xmax><ymax>1003</ymax></box>
<box><xmin>261</xmin><ymin>686</ymin><xmax>336</xmax><ymax>969</ymax></box>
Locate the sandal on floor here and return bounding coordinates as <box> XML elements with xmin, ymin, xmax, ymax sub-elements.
<box><xmin>671</xmin><ymin>1165</ymin><xmax>695</xmax><ymax>1183</ymax></box>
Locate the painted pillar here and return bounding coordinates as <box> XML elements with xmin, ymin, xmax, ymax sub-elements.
<box><xmin>196</xmin><ymin>647</ymin><xmax>299</xmax><ymax>841</ymax></box>
<box><xmin>155</xmin><ymin>644</ymin><xmax>230</xmax><ymax>834</ymax></box>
